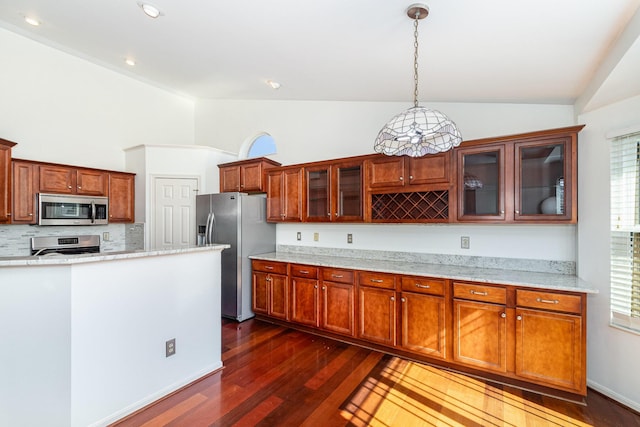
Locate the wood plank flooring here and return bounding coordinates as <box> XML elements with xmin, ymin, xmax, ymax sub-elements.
<box><xmin>112</xmin><ymin>318</ymin><xmax>640</xmax><ymax>427</ymax></box>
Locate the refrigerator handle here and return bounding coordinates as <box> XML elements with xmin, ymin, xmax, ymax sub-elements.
<box><xmin>204</xmin><ymin>213</ymin><xmax>212</xmax><ymax>245</ymax></box>
<box><xmin>207</xmin><ymin>212</ymin><xmax>216</xmax><ymax>244</ymax></box>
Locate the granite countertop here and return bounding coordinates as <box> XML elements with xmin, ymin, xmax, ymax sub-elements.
<box><xmin>0</xmin><ymin>244</ymin><xmax>230</xmax><ymax>267</ymax></box>
<box><xmin>250</xmin><ymin>251</ymin><xmax>597</xmax><ymax>294</ymax></box>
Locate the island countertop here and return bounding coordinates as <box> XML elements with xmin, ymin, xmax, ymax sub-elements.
<box><xmin>0</xmin><ymin>244</ymin><xmax>230</xmax><ymax>267</ymax></box>
<box><xmin>250</xmin><ymin>251</ymin><xmax>597</xmax><ymax>294</ymax></box>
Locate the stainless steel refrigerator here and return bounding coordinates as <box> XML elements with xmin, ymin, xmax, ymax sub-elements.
<box><xmin>196</xmin><ymin>192</ymin><xmax>275</xmax><ymax>321</ymax></box>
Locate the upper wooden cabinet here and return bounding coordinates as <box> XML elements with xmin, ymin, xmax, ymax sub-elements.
<box><xmin>109</xmin><ymin>172</ymin><xmax>135</xmax><ymax>223</ymax></box>
<box><xmin>39</xmin><ymin>164</ymin><xmax>108</xmax><ymax>196</ymax></box>
<box><xmin>266</xmin><ymin>166</ymin><xmax>303</xmax><ymax>222</ymax></box>
<box><xmin>0</xmin><ymin>139</ymin><xmax>17</xmax><ymax>223</ymax></box>
<box><xmin>455</xmin><ymin>125</ymin><xmax>582</xmax><ymax>223</ymax></box>
<box><xmin>218</xmin><ymin>157</ymin><xmax>281</xmax><ymax>193</ymax></box>
<box><xmin>11</xmin><ymin>160</ymin><xmax>38</xmax><ymax>224</ymax></box>
<box><xmin>305</xmin><ymin>159</ymin><xmax>363</xmax><ymax>222</ymax></box>
<box><xmin>366</xmin><ymin>152</ymin><xmax>451</xmax><ymax>189</ymax></box>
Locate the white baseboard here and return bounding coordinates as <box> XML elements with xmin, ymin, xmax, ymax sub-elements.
<box><xmin>587</xmin><ymin>379</ymin><xmax>640</xmax><ymax>413</ymax></box>
<box><xmin>89</xmin><ymin>361</ymin><xmax>224</xmax><ymax>427</ymax></box>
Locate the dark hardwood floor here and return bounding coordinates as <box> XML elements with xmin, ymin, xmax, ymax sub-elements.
<box><xmin>112</xmin><ymin>318</ymin><xmax>640</xmax><ymax>427</ymax></box>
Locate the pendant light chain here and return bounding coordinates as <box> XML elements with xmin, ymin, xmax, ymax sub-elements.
<box><xmin>413</xmin><ymin>13</ymin><xmax>420</xmax><ymax>108</ymax></box>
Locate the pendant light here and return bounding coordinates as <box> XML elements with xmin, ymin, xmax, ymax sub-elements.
<box><xmin>374</xmin><ymin>4</ymin><xmax>462</xmax><ymax>157</ymax></box>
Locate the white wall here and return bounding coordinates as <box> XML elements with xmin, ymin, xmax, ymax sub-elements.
<box><xmin>577</xmin><ymin>94</ymin><xmax>640</xmax><ymax>411</ymax></box>
<box><xmin>0</xmin><ymin>27</ymin><xmax>194</xmax><ymax>171</ymax></box>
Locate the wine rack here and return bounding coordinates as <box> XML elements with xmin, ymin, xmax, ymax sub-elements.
<box><xmin>371</xmin><ymin>191</ymin><xmax>449</xmax><ymax>222</ymax></box>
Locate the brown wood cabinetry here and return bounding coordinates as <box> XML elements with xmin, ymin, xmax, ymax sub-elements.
<box><xmin>305</xmin><ymin>159</ymin><xmax>363</xmax><ymax>222</ymax></box>
<box><xmin>109</xmin><ymin>172</ymin><xmax>135</xmax><ymax>223</ymax></box>
<box><xmin>455</xmin><ymin>125</ymin><xmax>582</xmax><ymax>223</ymax></box>
<box><xmin>358</xmin><ymin>271</ymin><xmax>397</xmax><ymax>346</ymax></box>
<box><xmin>11</xmin><ymin>160</ymin><xmax>38</xmax><ymax>224</ymax></box>
<box><xmin>218</xmin><ymin>157</ymin><xmax>281</xmax><ymax>193</ymax></box>
<box><xmin>252</xmin><ymin>260</ymin><xmax>288</xmax><ymax>320</ymax></box>
<box><xmin>367</xmin><ymin>152</ymin><xmax>450</xmax><ymax>189</ymax></box>
<box><xmin>399</xmin><ymin>276</ymin><xmax>447</xmax><ymax>359</ymax></box>
<box><xmin>39</xmin><ymin>165</ymin><xmax>108</xmax><ymax>196</ymax></box>
<box><xmin>290</xmin><ymin>264</ymin><xmax>320</xmax><ymax>327</ymax></box>
<box><xmin>0</xmin><ymin>139</ymin><xmax>16</xmax><ymax>223</ymax></box>
<box><xmin>266</xmin><ymin>166</ymin><xmax>303</xmax><ymax>222</ymax></box>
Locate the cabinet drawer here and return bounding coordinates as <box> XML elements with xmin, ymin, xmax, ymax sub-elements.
<box><xmin>290</xmin><ymin>264</ymin><xmax>318</xmax><ymax>279</ymax></box>
<box><xmin>252</xmin><ymin>260</ymin><xmax>287</xmax><ymax>275</ymax></box>
<box><xmin>401</xmin><ymin>276</ymin><xmax>446</xmax><ymax>296</ymax></box>
<box><xmin>358</xmin><ymin>271</ymin><xmax>397</xmax><ymax>290</ymax></box>
<box><xmin>453</xmin><ymin>282</ymin><xmax>506</xmax><ymax>304</ymax></box>
<box><xmin>322</xmin><ymin>268</ymin><xmax>355</xmax><ymax>284</ymax></box>
<box><xmin>516</xmin><ymin>289</ymin><xmax>582</xmax><ymax>314</ymax></box>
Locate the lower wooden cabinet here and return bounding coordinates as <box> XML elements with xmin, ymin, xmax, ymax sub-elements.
<box><xmin>252</xmin><ymin>261</ymin><xmax>588</xmax><ymax>397</ymax></box>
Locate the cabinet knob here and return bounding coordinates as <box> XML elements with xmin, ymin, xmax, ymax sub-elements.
<box><xmin>401</xmin><ymin>297</ymin><xmax>406</xmax><ymax>303</ymax></box>
<box><xmin>314</xmin><ymin>285</ymin><xmax>318</xmax><ymax>289</ymax></box>
<box><xmin>327</xmin><ymin>213</ymin><xmax>331</xmax><ymax>217</ymax></box>
<box><xmin>322</xmin><ymin>286</ymin><xmax>326</xmax><ymax>290</ymax></box>
<box><xmin>68</xmin><ymin>185</ymin><xmax>72</xmax><ymax>189</ymax></box>
<box><xmin>29</xmin><ymin>213</ymin><xmax>33</xmax><ymax>216</ymax></box>
<box><xmin>77</xmin><ymin>186</ymin><xmax>82</xmax><ymax>189</ymax></box>
<box><xmin>500</xmin><ymin>210</ymin><xmax>505</xmax><ymax>214</ymax></box>
<box><xmin>517</xmin><ymin>315</ymin><xmax>522</xmax><ymax>321</ymax></box>
<box><xmin>515</xmin><ymin>210</ymin><xmax>520</xmax><ymax>214</ymax></box>
<box><xmin>390</xmin><ymin>296</ymin><xmax>395</xmax><ymax>301</ymax></box>
<box><xmin>399</xmin><ymin>176</ymin><xmax>403</xmax><ymax>181</ymax></box>
<box><xmin>409</xmin><ymin>175</ymin><xmax>413</xmax><ymax>180</ymax></box>
<box><xmin>501</xmin><ymin>312</ymin><xmax>506</xmax><ymax>318</ymax></box>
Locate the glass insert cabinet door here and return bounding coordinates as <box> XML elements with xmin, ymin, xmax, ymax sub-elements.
<box><xmin>306</xmin><ymin>166</ymin><xmax>330</xmax><ymax>221</ymax></box>
<box><xmin>457</xmin><ymin>145</ymin><xmax>505</xmax><ymax>221</ymax></box>
<box><xmin>515</xmin><ymin>139</ymin><xmax>571</xmax><ymax>220</ymax></box>
<box><xmin>305</xmin><ymin>161</ymin><xmax>363</xmax><ymax>222</ymax></box>
<box><xmin>334</xmin><ymin>164</ymin><xmax>362</xmax><ymax>221</ymax></box>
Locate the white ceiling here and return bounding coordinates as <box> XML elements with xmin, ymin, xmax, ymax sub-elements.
<box><xmin>1</xmin><ymin>0</ymin><xmax>639</xmax><ymax>108</ymax></box>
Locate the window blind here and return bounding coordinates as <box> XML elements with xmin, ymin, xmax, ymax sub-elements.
<box><xmin>610</xmin><ymin>131</ymin><xmax>640</xmax><ymax>332</ymax></box>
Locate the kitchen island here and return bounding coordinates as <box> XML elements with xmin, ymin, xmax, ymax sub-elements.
<box><xmin>0</xmin><ymin>244</ymin><xmax>228</xmax><ymax>427</ymax></box>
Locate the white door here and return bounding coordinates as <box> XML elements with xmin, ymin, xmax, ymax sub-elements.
<box><xmin>153</xmin><ymin>177</ymin><xmax>199</xmax><ymax>250</ymax></box>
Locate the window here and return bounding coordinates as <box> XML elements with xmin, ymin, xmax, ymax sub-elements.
<box><xmin>610</xmin><ymin>131</ymin><xmax>640</xmax><ymax>333</ymax></box>
<box><xmin>247</xmin><ymin>134</ymin><xmax>276</xmax><ymax>158</ymax></box>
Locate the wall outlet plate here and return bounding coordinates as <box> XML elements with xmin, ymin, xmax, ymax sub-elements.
<box><xmin>461</xmin><ymin>236</ymin><xmax>470</xmax><ymax>249</ymax></box>
<box><xmin>313</xmin><ymin>232</ymin><xmax>319</xmax><ymax>242</ymax></box>
<box><xmin>296</xmin><ymin>232</ymin><xmax>301</xmax><ymax>241</ymax></box>
<box><xmin>166</xmin><ymin>338</ymin><xmax>176</xmax><ymax>357</ymax></box>
<box><xmin>347</xmin><ymin>233</ymin><xmax>353</xmax><ymax>244</ymax></box>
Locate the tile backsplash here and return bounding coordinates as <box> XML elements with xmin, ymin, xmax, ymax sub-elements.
<box><xmin>0</xmin><ymin>223</ymin><xmax>145</xmax><ymax>256</ymax></box>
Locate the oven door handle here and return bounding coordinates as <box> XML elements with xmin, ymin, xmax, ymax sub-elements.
<box><xmin>91</xmin><ymin>200</ymin><xmax>96</xmax><ymax>224</ymax></box>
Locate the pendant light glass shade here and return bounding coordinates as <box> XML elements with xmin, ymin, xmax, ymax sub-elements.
<box><xmin>374</xmin><ymin>4</ymin><xmax>462</xmax><ymax>157</ymax></box>
<box><xmin>374</xmin><ymin>106</ymin><xmax>462</xmax><ymax>157</ymax></box>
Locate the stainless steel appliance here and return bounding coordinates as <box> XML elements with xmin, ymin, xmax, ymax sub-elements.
<box><xmin>37</xmin><ymin>193</ymin><xmax>108</xmax><ymax>225</ymax></box>
<box><xmin>31</xmin><ymin>234</ymin><xmax>101</xmax><ymax>256</ymax></box>
<box><xmin>196</xmin><ymin>192</ymin><xmax>275</xmax><ymax>321</ymax></box>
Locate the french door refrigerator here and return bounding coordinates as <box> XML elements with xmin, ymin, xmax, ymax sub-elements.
<box><xmin>196</xmin><ymin>192</ymin><xmax>275</xmax><ymax>321</ymax></box>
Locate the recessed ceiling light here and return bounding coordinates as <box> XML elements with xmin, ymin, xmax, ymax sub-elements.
<box><xmin>125</xmin><ymin>58</ymin><xmax>136</xmax><ymax>67</ymax></box>
<box><xmin>267</xmin><ymin>80</ymin><xmax>281</xmax><ymax>90</ymax></box>
<box><xmin>24</xmin><ymin>16</ymin><xmax>40</xmax><ymax>26</ymax></box>
<box><xmin>138</xmin><ymin>2</ymin><xmax>162</xmax><ymax>18</ymax></box>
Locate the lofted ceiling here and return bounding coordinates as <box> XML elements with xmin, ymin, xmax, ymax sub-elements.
<box><xmin>1</xmin><ymin>0</ymin><xmax>639</xmax><ymax>110</ymax></box>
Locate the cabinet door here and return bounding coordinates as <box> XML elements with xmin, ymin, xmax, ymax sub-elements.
<box><xmin>283</xmin><ymin>168</ymin><xmax>303</xmax><ymax>221</ymax></box>
<box><xmin>241</xmin><ymin>163</ymin><xmax>264</xmax><ymax>192</ymax></box>
<box><xmin>367</xmin><ymin>156</ymin><xmax>405</xmax><ymax>188</ymax></box>
<box><xmin>109</xmin><ymin>173</ymin><xmax>135</xmax><ymax>223</ymax></box>
<box><xmin>453</xmin><ymin>299</ymin><xmax>507</xmax><ymax>372</ymax></box>
<box><xmin>290</xmin><ymin>277</ymin><xmax>319</xmax><ymax>327</ymax></box>
<box><xmin>400</xmin><ymin>292</ymin><xmax>446</xmax><ymax>359</ymax></box>
<box><xmin>269</xmin><ymin>274</ymin><xmax>289</xmax><ymax>320</ymax></box>
<box><xmin>358</xmin><ymin>286</ymin><xmax>396</xmax><ymax>346</ymax></box>
<box><xmin>252</xmin><ymin>271</ymin><xmax>269</xmax><ymax>315</ymax></box>
<box><xmin>266</xmin><ymin>170</ymin><xmax>284</xmax><ymax>221</ymax></box>
<box><xmin>333</xmin><ymin>161</ymin><xmax>363</xmax><ymax>221</ymax></box>
<box><xmin>514</xmin><ymin>138</ymin><xmax>574</xmax><ymax>221</ymax></box>
<box><xmin>12</xmin><ymin>161</ymin><xmax>38</xmax><ymax>224</ymax></box>
<box><xmin>39</xmin><ymin>165</ymin><xmax>75</xmax><ymax>194</ymax></box>
<box><xmin>220</xmin><ymin>166</ymin><xmax>241</xmax><ymax>192</ymax></box>
<box><xmin>76</xmin><ymin>169</ymin><xmax>108</xmax><ymax>196</ymax></box>
<box><xmin>515</xmin><ymin>308</ymin><xmax>584</xmax><ymax>393</ymax></box>
<box><xmin>321</xmin><ymin>281</ymin><xmax>355</xmax><ymax>337</ymax></box>
<box><xmin>407</xmin><ymin>153</ymin><xmax>450</xmax><ymax>185</ymax></box>
<box><xmin>305</xmin><ymin>165</ymin><xmax>330</xmax><ymax>221</ymax></box>
<box><xmin>0</xmin><ymin>145</ymin><xmax>12</xmax><ymax>222</ymax></box>
<box><xmin>456</xmin><ymin>145</ymin><xmax>506</xmax><ymax>221</ymax></box>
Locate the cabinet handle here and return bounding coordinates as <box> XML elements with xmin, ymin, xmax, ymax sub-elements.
<box><xmin>501</xmin><ymin>312</ymin><xmax>506</xmax><ymax>318</ymax></box>
<box><xmin>500</xmin><ymin>210</ymin><xmax>505</xmax><ymax>214</ymax></box>
<box><xmin>409</xmin><ymin>175</ymin><xmax>413</xmax><ymax>180</ymax></box>
<box><xmin>515</xmin><ymin>210</ymin><xmax>520</xmax><ymax>214</ymax></box>
<box><xmin>415</xmin><ymin>283</ymin><xmax>430</xmax><ymax>289</ymax></box>
<box><xmin>399</xmin><ymin>176</ymin><xmax>404</xmax><ymax>181</ymax></box>
<box><xmin>68</xmin><ymin>185</ymin><xmax>72</xmax><ymax>189</ymax></box>
<box><xmin>77</xmin><ymin>186</ymin><xmax>82</xmax><ymax>189</ymax></box>
<box><xmin>299</xmin><ymin>270</ymin><xmax>309</xmax><ymax>274</ymax></box>
<box><xmin>322</xmin><ymin>286</ymin><xmax>326</xmax><ymax>290</ymax></box>
<box><xmin>390</xmin><ymin>296</ymin><xmax>395</xmax><ymax>301</ymax></box>
<box><xmin>470</xmin><ymin>290</ymin><xmax>488</xmax><ymax>296</ymax></box>
<box><xmin>536</xmin><ymin>297</ymin><xmax>559</xmax><ymax>304</ymax></box>
<box><xmin>265</xmin><ymin>266</ymin><xmax>274</xmax><ymax>270</ymax></box>
<box><xmin>401</xmin><ymin>297</ymin><xmax>406</xmax><ymax>303</ymax></box>
<box><xmin>29</xmin><ymin>213</ymin><xmax>33</xmax><ymax>216</ymax></box>
<box><xmin>370</xmin><ymin>279</ymin><xmax>384</xmax><ymax>283</ymax></box>
<box><xmin>332</xmin><ymin>274</ymin><xmax>343</xmax><ymax>278</ymax></box>
<box><xmin>517</xmin><ymin>315</ymin><xmax>522</xmax><ymax>321</ymax></box>
<box><xmin>314</xmin><ymin>285</ymin><xmax>318</xmax><ymax>289</ymax></box>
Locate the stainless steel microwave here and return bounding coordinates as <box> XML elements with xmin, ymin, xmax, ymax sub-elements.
<box><xmin>37</xmin><ymin>193</ymin><xmax>109</xmax><ymax>225</ymax></box>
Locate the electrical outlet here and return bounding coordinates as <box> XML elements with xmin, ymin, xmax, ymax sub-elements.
<box><xmin>102</xmin><ymin>231</ymin><xmax>110</xmax><ymax>241</ymax></box>
<box><xmin>296</xmin><ymin>232</ymin><xmax>301</xmax><ymax>241</ymax></box>
<box><xmin>461</xmin><ymin>236</ymin><xmax>470</xmax><ymax>249</ymax></box>
<box><xmin>166</xmin><ymin>338</ymin><xmax>176</xmax><ymax>357</ymax></box>
<box><xmin>347</xmin><ymin>233</ymin><xmax>353</xmax><ymax>244</ymax></box>
<box><xmin>313</xmin><ymin>232</ymin><xmax>319</xmax><ymax>242</ymax></box>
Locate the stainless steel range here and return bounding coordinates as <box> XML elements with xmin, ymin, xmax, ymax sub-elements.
<box><xmin>31</xmin><ymin>235</ymin><xmax>101</xmax><ymax>256</ymax></box>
